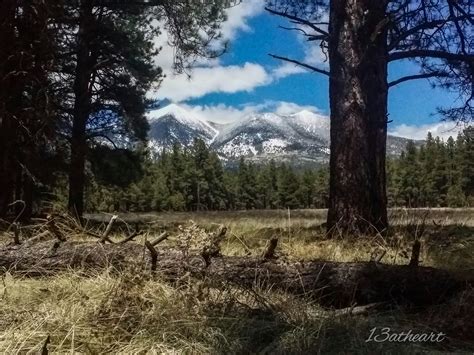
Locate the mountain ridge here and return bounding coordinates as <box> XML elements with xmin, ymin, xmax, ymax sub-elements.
<box><xmin>147</xmin><ymin>104</ymin><xmax>418</xmax><ymax>166</ymax></box>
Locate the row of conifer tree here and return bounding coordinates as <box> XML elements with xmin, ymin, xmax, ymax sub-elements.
<box><xmin>60</xmin><ymin>128</ymin><xmax>473</xmax><ymax>213</ymax></box>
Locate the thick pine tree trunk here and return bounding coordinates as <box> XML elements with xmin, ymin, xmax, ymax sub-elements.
<box><xmin>327</xmin><ymin>0</ymin><xmax>389</xmax><ymax>234</ymax></box>
<box><xmin>0</xmin><ymin>1</ymin><xmax>19</xmax><ymax>218</ymax></box>
<box><xmin>0</xmin><ymin>117</ymin><xmax>15</xmax><ymax>218</ymax></box>
<box><xmin>68</xmin><ymin>0</ymin><xmax>94</xmax><ymax>218</ymax></box>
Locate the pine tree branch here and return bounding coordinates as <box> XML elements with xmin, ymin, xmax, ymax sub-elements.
<box><xmin>278</xmin><ymin>26</ymin><xmax>327</xmax><ymax>42</ymax></box>
<box><xmin>388</xmin><ymin>71</ymin><xmax>450</xmax><ymax>87</ymax></box>
<box><xmin>269</xmin><ymin>54</ymin><xmax>330</xmax><ymax>76</ymax></box>
<box><xmin>448</xmin><ymin>0</ymin><xmax>474</xmax><ymax>25</ymax></box>
<box><xmin>264</xmin><ymin>7</ymin><xmax>329</xmax><ymax>38</ymax></box>
<box><xmin>389</xmin><ymin>50</ymin><xmax>474</xmax><ymax>62</ymax></box>
<box><xmin>388</xmin><ymin>16</ymin><xmax>471</xmax><ymax>50</ymax></box>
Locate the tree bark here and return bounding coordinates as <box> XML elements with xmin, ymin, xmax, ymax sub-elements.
<box><xmin>68</xmin><ymin>0</ymin><xmax>95</xmax><ymax>218</ymax></box>
<box><xmin>0</xmin><ymin>240</ymin><xmax>465</xmax><ymax>308</ymax></box>
<box><xmin>0</xmin><ymin>0</ymin><xmax>20</xmax><ymax>218</ymax></box>
<box><xmin>327</xmin><ymin>0</ymin><xmax>389</xmax><ymax>234</ymax></box>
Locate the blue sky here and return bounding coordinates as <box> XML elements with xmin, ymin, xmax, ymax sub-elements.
<box><xmin>151</xmin><ymin>1</ymin><xmax>463</xmax><ymax>140</ymax></box>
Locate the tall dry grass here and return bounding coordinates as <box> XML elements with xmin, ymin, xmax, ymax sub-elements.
<box><xmin>1</xmin><ymin>269</ymin><xmax>472</xmax><ymax>354</ymax></box>
<box><xmin>0</xmin><ymin>208</ymin><xmax>473</xmax><ymax>353</ymax></box>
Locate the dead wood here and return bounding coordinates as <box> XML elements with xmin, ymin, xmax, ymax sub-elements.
<box><xmin>150</xmin><ymin>232</ymin><xmax>168</xmax><ymax>247</ymax></box>
<box><xmin>85</xmin><ymin>230</ymin><xmax>114</xmax><ymax>244</ymax></box>
<box><xmin>0</xmin><ymin>240</ymin><xmax>466</xmax><ymax>308</ymax></box>
<box><xmin>12</xmin><ymin>222</ymin><xmax>20</xmax><ymax>245</ymax></box>
<box><xmin>262</xmin><ymin>237</ymin><xmax>278</xmax><ymax>260</ymax></box>
<box><xmin>409</xmin><ymin>240</ymin><xmax>421</xmax><ymax>267</ymax></box>
<box><xmin>333</xmin><ymin>302</ymin><xmax>385</xmax><ymax>316</ymax></box>
<box><xmin>41</xmin><ymin>335</ymin><xmax>50</xmax><ymax>355</ymax></box>
<box><xmin>47</xmin><ymin>215</ymin><xmax>66</xmax><ymax>242</ymax></box>
<box><xmin>22</xmin><ymin>230</ymin><xmax>50</xmax><ymax>246</ymax></box>
<box><xmin>144</xmin><ymin>240</ymin><xmax>158</xmax><ymax>271</ymax></box>
<box><xmin>101</xmin><ymin>215</ymin><xmax>118</xmax><ymax>243</ymax></box>
<box><xmin>119</xmin><ymin>230</ymin><xmax>144</xmax><ymax>244</ymax></box>
<box><xmin>202</xmin><ymin>225</ymin><xmax>227</xmax><ymax>266</ymax></box>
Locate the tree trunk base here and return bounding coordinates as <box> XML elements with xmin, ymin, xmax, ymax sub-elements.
<box><xmin>0</xmin><ymin>240</ymin><xmax>466</xmax><ymax>308</ymax></box>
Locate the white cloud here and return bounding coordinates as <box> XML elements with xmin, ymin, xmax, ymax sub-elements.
<box><xmin>268</xmin><ymin>101</ymin><xmax>321</xmax><ymax>116</ymax></box>
<box><xmin>179</xmin><ymin>100</ymin><xmax>325</xmax><ymax>124</ymax></box>
<box><xmin>181</xmin><ymin>103</ymin><xmax>258</xmax><ymax>124</ymax></box>
<box><xmin>272</xmin><ymin>63</ymin><xmax>306</xmax><ymax>79</ymax></box>
<box><xmin>150</xmin><ymin>1</ymin><xmax>266</xmax><ymax>102</ymax></box>
<box><xmin>389</xmin><ymin>121</ymin><xmax>466</xmax><ymax>140</ymax></box>
<box><xmin>151</xmin><ymin>62</ymin><xmax>270</xmax><ymax>101</ymax></box>
<box><xmin>220</xmin><ymin>0</ymin><xmax>265</xmax><ymax>41</ymax></box>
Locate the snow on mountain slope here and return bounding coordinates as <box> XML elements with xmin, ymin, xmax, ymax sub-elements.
<box><xmin>212</xmin><ymin>111</ymin><xmax>330</xmax><ymax>162</ymax></box>
<box><xmin>148</xmin><ymin>104</ymin><xmax>416</xmax><ymax>166</ymax></box>
<box><xmin>288</xmin><ymin>110</ymin><xmax>330</xmax><ymax>141</ymax></box>
<box><xmin>147</xmin><ymin>104</ymin><xmax>218</xmax><ymax>150</ymax></box>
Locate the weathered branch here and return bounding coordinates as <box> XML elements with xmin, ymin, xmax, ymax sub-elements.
<box><xmin>144</xmin><ymin>240</ymin><xmax>158</xmax><ymax>271</ymax></box>
<box><xmin>388</xmin><ymin>16</ymin><xmax>471</xmax><ymax>50</ymax></box>
<box><xmin>150</xmin><ymin>232</ymin><xmax>168</xmax><ymax>247</ymax></box>
<box><xmin>47</xmin><ymin>216</ymin><xmax>66</xmax><ymax>242</ymax></box>
<box><xmin>262</xmin><ymin>237</ymin><xmax>278</xmax><ymax>260</ymax></box>
<box><xmin>264</xmin><ymin>7</ymin><xmax>329</xmax><ymax>38</ymax></box>
<box><xmin>269</xmin><ymin>54</ymin><xmax>330</xmax><ymax>76</ymax></box>
<box><xmin>100</xmin><ymin>215</ymin><xmax>118</xmax><ymax>243</ymax></box>
<box><xmin>202</xmin><ymin>226</ymin><xmax>227</xmax><ymax>266</ymax></box>
<box><xmin>388</xmin><ymin>71</ymin><xmax>450</xmax><ymax>87</ymax></box>
<box><xmin>278</xmin><ymin>26</ymin><xmax>327</xmax><ymax>42</ymax></box>
<box><xmin>12</xmin><ymin>223</ymin><xmax>20</xmax><ymax>245</ymax></box>
<box><xmin>389</xmin><ymin>50</ymin><xmax>474</xmax><ymax>63</ymax></box>
<box><xmin>23</xmin><ymin>230</ymin><xmax>50</xmax><ymax>246</ymax></box>
<box><xmin>333</xmin><ymin>302</ymin><xmax>385</xmax><ymax>317</ymax></box>
<box><xmin>119</xmin><ymin>230</ymin><xmax>143</xmax><ymax>244</ymax></box>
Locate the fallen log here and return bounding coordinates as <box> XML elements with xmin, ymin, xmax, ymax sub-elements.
<box><xmin>0</xmin><ymin>240</ymin><xmax>466</xmax><ymax>308</ymax></box>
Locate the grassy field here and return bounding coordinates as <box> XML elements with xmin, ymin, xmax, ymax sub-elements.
<box><xmin>87</xmin><ymin>208</ymin><xmax>474</xmax><ymax>270</ymax></box>
<box><xmin>1</xmin><ymin>208</ymin><xmax>473</xmax><ymax>353</ymax></box>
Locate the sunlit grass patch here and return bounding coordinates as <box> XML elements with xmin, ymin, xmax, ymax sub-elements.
<box><xmin>1</xmin><ymin>270</ymin><xmax>472</xmax><ymax>353</ymax></box>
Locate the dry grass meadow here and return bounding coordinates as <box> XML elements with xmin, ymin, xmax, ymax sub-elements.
<box><xmin>1</xmin><ymin>208</ymin><xmax>473</xmax><ymax>353</ymax></box>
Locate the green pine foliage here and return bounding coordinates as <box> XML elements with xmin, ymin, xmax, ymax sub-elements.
<box><xmin>388</xmin><ymin>128</ymin><xmax>473</xmax><ymax>207</ymax></box>
<box><xmin>85</xmin><ymin>129</ymin><xmax>473</xmax><ymax>212</ymax></box>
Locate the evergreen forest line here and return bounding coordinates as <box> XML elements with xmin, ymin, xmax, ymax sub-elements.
<box><xmin>65</xmin><ymin>128</ymin><xmax>473</xmax><ymax>213</ymax></box>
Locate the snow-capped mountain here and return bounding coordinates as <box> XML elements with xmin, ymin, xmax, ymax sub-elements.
<box><xmin>147</xmin><ymin>104</ymin><xmax>414</xmax><ymax>166</ymax></box>
<box><xmin>211</xmin><ymin>111</ymin><xmax>330</xmax><ymax>164</ymax></box>
<box><xmin>147</xmin><ymin>104</ymin><xmax>218</xmax><ymax>151</ymax></box>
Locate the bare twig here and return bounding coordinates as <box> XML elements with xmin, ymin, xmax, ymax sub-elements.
<box><xmin>144</xmin><ymin>241</ymin><xmax>158</xmax><ymax>271</ymax></box>
<box><xmin>269</xmin><ymin>54</ymin><xmax>330</xmax><ymax>76</ymax></box>
<box><xmin>231</xmin><ymin>232</ymin><xmax>252</xmax><ymax>255</ymax></box>
<box><xmin>119</xmin><ymin>230</ymin><xmax>144</xmax><ymax>244</ymax></box>
<box><xmin>375</xmin><ymin>250</ymin><xmax>387</xmax><ymax>263</ymax></box>
<box><xmin>23</xmin><ymin>230</ymin><xmax>50</xmax><ymax>246</ymax></box>
<box><xmin>101</xmin><ymin>215</ymin><xmax>118</xmax><ymax>243</ymax></box>
<box><xmin>389</xmin><ymin>71</ymin><xmax>450</xmax><ymax>87</ymax></box>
